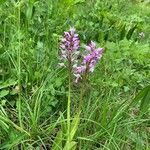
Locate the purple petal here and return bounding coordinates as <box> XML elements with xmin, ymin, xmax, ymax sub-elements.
<box><xmin>85</xmin><ymin>46</ymin><xmax>92</xmax><ymax>51</ymax></box>
<box><xmin>90</xmin><ymin>41</ymin><xmax>96</xmax><ymax>48</ymax></box>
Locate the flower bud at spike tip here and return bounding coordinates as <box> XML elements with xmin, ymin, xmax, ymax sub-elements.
<box><xmin>59</xmin><ymin>27</ymin><xmax>80</xmax><ymax>67</ymax></box>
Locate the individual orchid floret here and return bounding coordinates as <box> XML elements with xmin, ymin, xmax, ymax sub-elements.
<box><xmin>59</xmin><ymin>27</ymin><xmax>80</xmax><ymax>67</ymax></box>
<box><xmin>74</xmin><ymin>41</ymin><xmax>104</xmax><ymax>82</ymax></box>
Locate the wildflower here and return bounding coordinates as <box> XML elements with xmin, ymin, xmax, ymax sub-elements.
<box><xmin>59</xmin><ymin>28</ymin><xmax>104</xmax><ymax>83</ymax></box>
<box><xmin>59</xmin><ymin>27</ymin><xmax>80</xmax><ymax>67</ymax></box>
<box><xmin>74</xmin><ymin>41</ymin><xmax>104</xmax><ymax>82</ymax></box>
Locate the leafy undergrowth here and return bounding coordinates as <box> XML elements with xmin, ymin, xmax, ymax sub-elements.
<box><xmin>0</xmin><ymin>0</ymin><xmax>150</xmax><ymax>149</ymax></box>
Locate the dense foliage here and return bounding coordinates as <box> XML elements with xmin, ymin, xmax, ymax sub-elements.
<box><xmin>0</xmin><ymin>0</ymin><xmax>150</xmax><ymax>149</ymax></box>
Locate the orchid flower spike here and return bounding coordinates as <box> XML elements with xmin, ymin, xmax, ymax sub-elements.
<box><xmin>59</xmin><ymin>27</ymin><xmax>80</xmax><ymax>67</ymax></box>
<box><xmin>74</xmin><ymin>41</ymin><xmax>104</xmax><ymax>82</ymax></box>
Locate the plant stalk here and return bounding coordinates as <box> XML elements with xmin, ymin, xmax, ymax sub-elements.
<box><xmin>17</xmin><ymin>0</ymin><xmax>22</xmax><ymax>128</ymax></box>
<box><xmin>67</xmin><ymin>59</ymin><xmax>72</xmax><ymax>143</ymax></box>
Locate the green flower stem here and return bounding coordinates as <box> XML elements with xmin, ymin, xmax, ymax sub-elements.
<box><xmin>67</xmin><ymin>60</ymin><xmax>72</xmax><ymax>143</ymax></box>
<box><xmin>78</xmin><ymin>70</ymin><xmax>88</xmax><ymax>114</ymax></box>
<box><xmin>17</xmin><ymin>0</ymin><xmax>22</xmax><ymax>128</ymax></box>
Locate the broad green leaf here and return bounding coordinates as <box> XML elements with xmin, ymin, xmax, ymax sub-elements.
<box><xmin>55</xmin><ymin>78</ymin><xmax>62</xmax><ymax>87</ymax></box>
<box><xmin>129</xmin><ymin>85</ymin><xmax>150</xmax><ymax>114</ymax></box>
<box><xmin>0</xmin><ymin>79</ymin><xmax>17</xmax><ymax>89</ymax></box>
<box><xmin>0</xmin><ymin>90</ymin><xmax>9</xmax><ymax>98</ymax></box>
<box><xmin>59</xmin><ymin>111</ymin><xmax>67</xmax><ymax>136</ymax></box>
<box><xmin>26</xmin><ymin>4</ymin><xmax>33</xmax><ymax>21</ymax></box>
<box><xmin>140</xmin><ymin>85</ymin><xmax>150</xmax><ymax>113</ymax></box>
<box><xmin>129</xmin><ymin>86</ymin><xmax>149</xmax><ymax>106</ymax></box>
<box><xmin>119</xmin><ymin>24</ymin><xmax>126</xmax><ymax>40</ymax></box>
<box><xmin>70</xmin><ymin>113</ymin><xmax>80</xmax><ymax>141</ymax></box>
<box><xmin>52</xmin><ymin>130</ymin><xmax>63</xmax><ymax>150</ymax></box>
<box><xmin>63</xmin><ymin>141</ymin><xmax>77</xmax><ymax>150</ymax></box>
<box><xmin>126</xmin><ymin>24</ymin><xmax>137</xmax><ymax>40</ymax></box>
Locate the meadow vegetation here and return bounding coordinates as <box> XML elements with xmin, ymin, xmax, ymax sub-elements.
<box><xmin>0</xmin><ymin>0</ymin><xmax>150</xmax><ymax>149</ymax></box>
